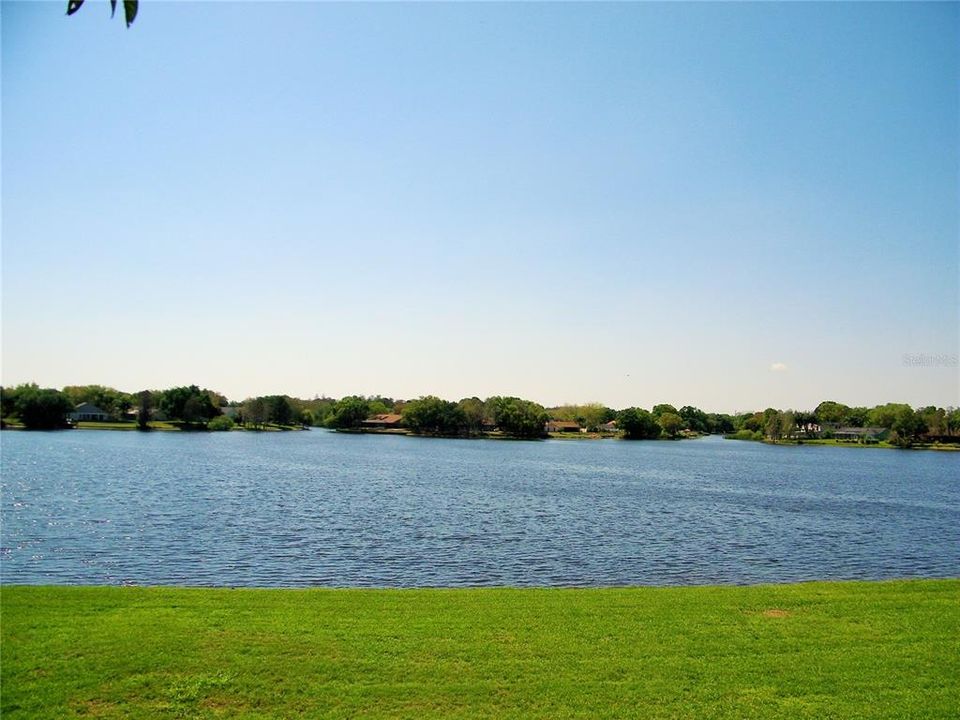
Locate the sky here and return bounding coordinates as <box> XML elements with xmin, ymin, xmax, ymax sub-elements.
<box><xmin>2</xmin><ymin>1</ymin><xmax>958</xmax><ymax>412</ymax></box>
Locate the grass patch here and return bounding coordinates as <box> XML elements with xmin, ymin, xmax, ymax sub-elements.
<box><xmin>786</xmin><ymin>438</ymin><xmax>895</xmax><ymax>449</ymax></box>
<box><xmin>725</xmin><ymin>430</ymin><xmax>764</xmax><ymax>441</ymax></box>
<box><xmin>2</xmin><ymin>580</ymin><xmax>958</xmax><ymax>718</ymax></box>
<box><xmin>74</xmin><ymin>421</ymin><xmax>152</xmax><ymax>431</ymax></box>
<box><xmin>68</xmin><ymin>422</ymin><xmax>307</xmax><ymax>432</ymax></box>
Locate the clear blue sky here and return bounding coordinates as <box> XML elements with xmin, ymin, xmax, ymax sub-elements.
<box><xmin>2</xmin><ymin>1</ymin><xmax>957</xmax><ymax>412</ymax></box>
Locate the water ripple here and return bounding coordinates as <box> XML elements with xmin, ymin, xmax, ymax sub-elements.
<box><xmin>1</xmin><ymin>432</ymin><xmax>958</xmax><ymax>587</ymax></box>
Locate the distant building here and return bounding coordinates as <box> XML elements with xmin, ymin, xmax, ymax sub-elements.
<box><xmin>362</xmin><ymin>413</ymin><xmax>404</xmax><ymax>429</ymax></box>
<box><xmin>788</xmin><ymin>422</ymin><xmax>822</xmax><ymax>439</ymax></box>
<box><xmin>69</xmin><ymin>403</ymin><xmax>109</xmax><ymax>422</ymax></box>
<box><xmin>833</xmin><ymin>427</ymin><xmax>887</xmax><ymax>442</ymax></box>
<box><xmin>601</xmin><ymin>420</ymin><xmax>618</xmax><ymax>433</ymax></box>
<box><xmin>546</xmin><ymin>420</ymin><xmax>582</xmax><ymax>433</ymax></box>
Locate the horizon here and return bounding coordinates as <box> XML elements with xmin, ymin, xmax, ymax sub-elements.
<box><xmin>2</xmin><ymin>2</ymin><xmax>958</xmax><ymax>411</ymax></box>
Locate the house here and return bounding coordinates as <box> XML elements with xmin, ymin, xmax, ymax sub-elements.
<box><xmin>546</xmin><ymin>420</ymin><xmax>582</xmax><ymax>433</ymax></box>
<box><xmin>601</xmin><ymin>420</ymin><xmax>618</xmax><ymax>433</ymax></box>
<box><xmin>361</xmin><ymin>413</ymin><xmax>404</xmax><ymax>429</ymax></box>
<box><xmin>69</xmin><ymin>403</ymin><xmax>109</xmax><ymax>422</ymax></box>
<box><xmin>788</xmin><ymin>422</ymin><xmax>822</xmax><ymax>439</ymax></box>
<box><xmin>833</xmin><ymin>427</ymin><xmax>887</xmax><ymax>443</ymax></box>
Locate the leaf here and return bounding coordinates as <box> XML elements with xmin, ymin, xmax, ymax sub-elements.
<box><xmin>66</xmin><ymin>0</ymin><xmax>84</xmax><ymax>16</ymax></box>
<box><xmin>110</xmin><ymin>0</ymin><xmax>116</xmax><ymax>18</ymax></box>
<box><xmin>123</xmin><ymin>0</ymin><xmax>137</xmax><ymax>26</ymax></box>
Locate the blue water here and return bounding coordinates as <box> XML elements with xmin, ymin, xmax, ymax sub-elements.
<box><xmin>1</xmin><ymin>430</ymin><xmax>957</xmax><ymax>587</ymax></box>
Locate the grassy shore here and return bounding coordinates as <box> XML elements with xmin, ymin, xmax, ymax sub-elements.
<box><xmin>791</xmin><ymin>438</ymin><xmax>960</xmax><ymax>451</ymax></box>
<box><xmin>2</xmin><ymin>580</ymin><xmax>957</xmax><ymax>719</ymax></box>
<box><xmin>0</xmin><ymin>421</ymin><xmax>305</xmax><ymax>432</ymax></box>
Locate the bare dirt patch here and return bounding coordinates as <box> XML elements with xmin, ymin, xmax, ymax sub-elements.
<box><xmin>74</xmin><ymin>699</ymin><xmax>118</xmax><ymax>717</ymax></box>
<box><xmin>761</xmin><ymin>609</ymin><xmax>792</xmax><ymax>618</ymax></box>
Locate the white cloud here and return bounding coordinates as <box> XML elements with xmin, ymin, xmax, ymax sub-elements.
<box><xmin>770</xmin><ymin>362</ymin><xmax>788</xmax><ymax>372</ymax></box>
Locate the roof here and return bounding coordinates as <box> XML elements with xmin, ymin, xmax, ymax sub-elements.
<box><xmin>547</xmin><ymin>420</ymin><xmax>581</xmax><ymax>429</ymax></box>
<box><xmin>362</xmin><ymin>413</ymin><xmax>403</xmax><ymax>424</ymax></box>
<box><xmin>835</xmin><ymin>426</ymin><xmax>886</xmax><ymax>435</ymax></box>
<box><xmin>74</xmin><ymin>402</ymin><xmax>105</xmax><ymax>413</ymax></box>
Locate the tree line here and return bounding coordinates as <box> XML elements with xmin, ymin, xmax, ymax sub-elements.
<box><xmin>728</xmin><ymin>401</ymin><xmax>960</xmax><ymax>448</ymax></box>
<box><xmin>1</xmin><ymin>384</ymin><xmax>957</xmax><ymax>446</ymax></box>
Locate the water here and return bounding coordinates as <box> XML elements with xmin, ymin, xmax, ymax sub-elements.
<box><xmin>1</xmin><ymin>430</ymin><xmax>957</xmax><ymax>587</ymax></box>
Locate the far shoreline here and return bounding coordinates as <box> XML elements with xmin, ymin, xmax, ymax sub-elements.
<box><xmin>3</xmin><ymin>421</ymin><xmax>958</xmax><ymax>451</ymax></box>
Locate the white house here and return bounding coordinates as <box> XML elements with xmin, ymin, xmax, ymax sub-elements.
<box><xmin>69</xmin><ymin>402</ymin><xmax>109</xmax><ymax>422</ymax></box>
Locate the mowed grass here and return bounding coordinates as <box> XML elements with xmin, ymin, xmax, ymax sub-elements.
<box><xmin>2</xmin><ymin>580</ymin><xmax>958</xmax><ymax>719</ymax></box>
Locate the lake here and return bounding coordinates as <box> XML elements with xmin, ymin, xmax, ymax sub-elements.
<box><xmin>1</xmin><ymin>430</ymin><xmax>957</xmax><ymax>587</ymax></box>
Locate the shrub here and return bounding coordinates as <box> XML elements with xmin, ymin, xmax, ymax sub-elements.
<box><xmin>208</xmin><ymin>415</ymin><xmax>235</xmax><ymax>432</ymax></box>
<box><xmin>726</xmin><ymin>429</ymin><xmax>762</xmax><ymax>442</ymax></box>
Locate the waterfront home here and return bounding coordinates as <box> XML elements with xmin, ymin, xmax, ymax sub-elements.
<box><xmin>792</xmin><ymin>422</ymin><xmax>822</xmax><ymax>438</ymax></box>
<box><xmin>546</xmin><ymin>420</ymin><xmax>582</xmax><ymax>433</ymax></box>
<box><xmin>833</xmin><ymin>427</ymin><xmax>887</xmax><ymax>443</ymax></box>
<box><xmin>68</xmin><ymin>402</ymin><xmax>110</xmax><ymax>422</ymax></box>
<box><xmin>362</xmin><ymin>413</ymin><xmax>404</xmax><ymax>429</ymax></box>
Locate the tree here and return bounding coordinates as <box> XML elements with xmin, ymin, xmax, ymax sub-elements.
<box><xmin>403</xmin><ymin>396</ymin><xmax>466</xmax><ymax>435</ymax></box>
<box><xmin>487</xmin><ymin>396</ymin><xmax>547</xmax><ymax>438</ymax></box>
<box><xmin>208</xmin><ymin>415</ymin><xmax>235</xmax><ymax>431</ymax></box>
<box><xmin>947</xmin><ymin>408</ymin><xmax>960</xmax><ymax>436</ymax></box>
<box><xmin>739</xmin><ymin>412</ymin><xmax>765</xmax><ymax>433</ymax></box>
<box><xmin>580</xmin><ymin>403</ymin><xmax>615</xmax><ymax>432</ymax></box>
<box><xmin>846</xmin><ymin>407</ymin><xmax>869</xmax><ymax>428</ymax></box>
<box><xmin>652</xmin><ymin>404</ymin><xmax>679</xmax><ymax>419</ymax></box>
<box><xmin>242</xmin><ymin>397</ymin><xmax>269</xmax><ymax>429</ymax></box>
<box><xmin>301</xmin><ymin>396</ymin><xmax>336</xmax><ymax>427</ymax></box>
<box><xmin>779</xmin><ymin>411</ymin><xmax>796</xmax><ymax>441</ymax></box>
<box><xmin>917</xmin><ymin>406</ymin><xmax>947</xmax><ymax>436</ymax></box>
<box><xmin>658</xmin><ymin>412</ymin><xmax>684</xmax><ymax>438</ymax></box>
<box><xmin>67</xmin><ymin>0</ymin><xmax>138</xmax><ymax>27</ymax></box>
<box><xmin>547</xmin><ymin>403</ymin><xmax>614</xmax><ymax>431</ymax></box>
<box><xmin>267</xmin><ymin>396</ymin><xmax>294</xmax><ymax>426</ymax></box>
<box><xmin>616</xmin><ymin>408</ymin><xmax>660</xmax><ymax>439</ymax></box>
<box><xmin>16</xmin><ymin>387</ymin><xmax>73</xmax><ymax>429</ymax></box>
<box><xmin>326</xmin><ymin>396</ymin><xmax>370</xmax><ymax>429</ymax></box>
<box><xmin>2</xmin><ymin>384</ymin><xmax>34</xmax><ymax>419</ymax></box>
<box><xmin>158</xmin><ymin>385</ymin><xmax>219</xmax><ymax>423</ymax></box>
<box><xmin>762</xmin><ymin>410</ymin><xmax>795</xmax><ymax>442</ymax></box>
<box><xmin>891</xmin><ymin>406</ymin><xmax>924</xmax><ymax>447</ymax></box>
<box><xmin>679</xmin><ymin>406</ymin><xmax>708</xmax><ymax>433</ymax></box>
<box><xmin>866</xmin><ymin>403</ymin><xmax>913</xmax><ymax>429</ymax></box>
<box><xmin>182</xmin><ymin>396</ymin><xmax>205</xmax><ymax>425</ymax></box>
<box><xmin>457</xmin><ymin>397</ymin><xmax>489</xmax><ymax>435</ymax></box>
<box><xmin>705</xmin><ymin>413</ymin><xmax>735</xmax><ymax>434</ymax></box>
<box><xmin>814</xmin><ymin>401</ymin><xmax>852</xmax><ymax>426</ymax></box>
<box><xmin>136</xmin><ymin>390</ymin><xmax>152</xmax><ymax>430</ymax></box>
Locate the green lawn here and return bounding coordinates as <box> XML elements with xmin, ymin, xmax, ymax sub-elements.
<box><xmin>73</xmin><ymin>421</ymin><xmax>178</xmax><ymax>431</ymax></box>
<box><xmin>68</xmin><ymin>422</ymin><xmax>305</xmax><ymax>432</ymax></box>
<box><xmin>2</xmin><ymin>580</ymin><xmax>957</xmax><ymax>719</ymax></box>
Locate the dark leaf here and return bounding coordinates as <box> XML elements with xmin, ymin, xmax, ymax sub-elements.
<box><xmin>123</xmin><ymin>0</ymin><xmax>137</xmax><ymax>26</ymax></box>
<box><xmin>66</xmin><ymin>0</ymin><xmax>84</xmax><ymax>16</ymax></box>
<box><xmin>110</xmin><ymin>0</ymin><xmax>116</xmax><ymax>18</ymax></box>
